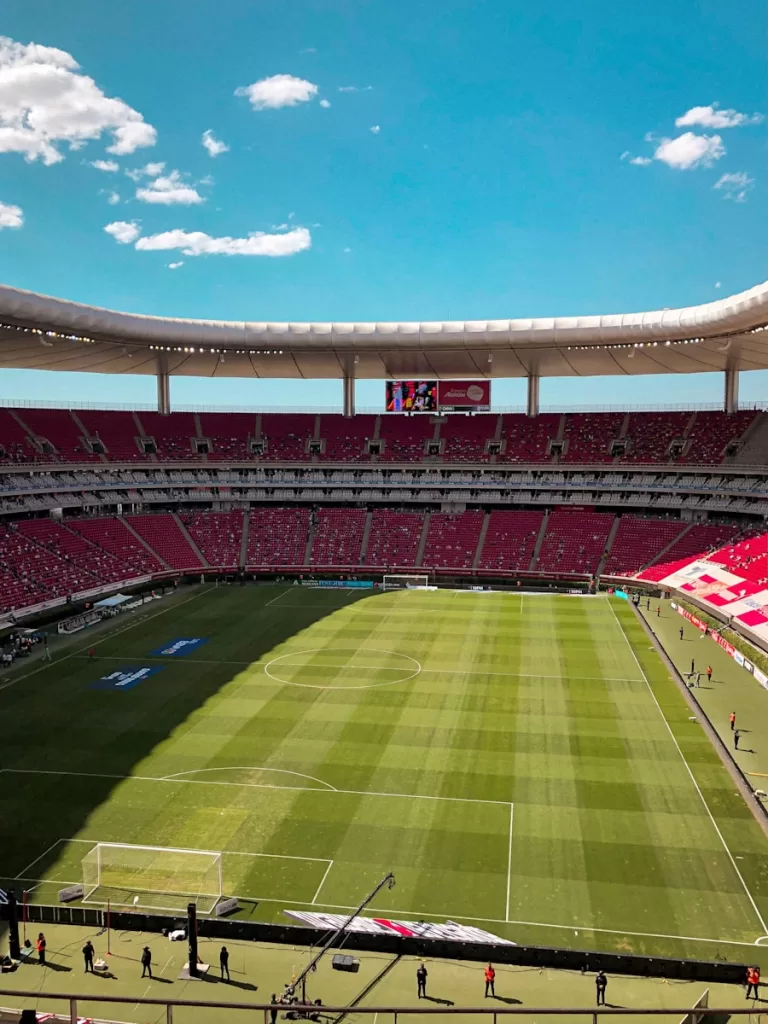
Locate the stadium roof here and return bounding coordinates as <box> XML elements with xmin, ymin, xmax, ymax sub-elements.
<box><xmin>0</xmin><ymin>279</ymin><xmax>767</xmax><ymax>380</ymax></box>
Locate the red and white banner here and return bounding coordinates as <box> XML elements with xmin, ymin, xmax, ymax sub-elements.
<box><xmin>284</xmin><ymin>911</ymin><xmax>514</xmax><ymax>944</ymax></box>
<box><xmin>437</xmin><ymin>380</ymin><xmax>491</xmax><ymax>411</ymax></box>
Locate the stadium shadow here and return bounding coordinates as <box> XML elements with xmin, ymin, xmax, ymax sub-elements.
<box><xmin>0</xmin><ymin>584</ymin><xmax>380</xmax><ymax>932</ymax></box>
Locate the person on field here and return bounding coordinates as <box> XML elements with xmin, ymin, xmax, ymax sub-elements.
<box><xmin>219</xmin><ymin>946</ymin><xmax>230</xmax><ymax>981</ymax></box>
<box><xmin>734</xmin><ymin>730</ymin><xmax>741</xmax><ymax>750</ymax></box>
<box><xmin>657</xmin><ymin>606</ymin><xmax>661</xmax><ymax>617</ymax></box>
<box><xmin>695</xmin><ymin>671</ymin><xmax>701</xmax><ymax>688</ymax></box>
<box><xmin>141</xmin><ymin>946</ymin><xmax>152</xmax><ymax>978</ymax></box>
<box><xmin>83</xmin><ymin>940</ymin><xmax>94</xmax><ymax>973</ymax></box>
<box><xmin>707</xmin><ymin>666</ymin><xmax>713</xmax><ymax>683</ymax></box>
<box><xmin>596</xmin><ymin>970</ymin><xmax>607</xmax><ymax>1006</ymax></box>
<box><xmin>417</xmin><ymin>962</ymin><xmax>428</xmax><ymax>998</ymax></box>
<box><xmin>746</xmin><ymin>965</ymin><xmax>760</xmax><ymax>999</ymax></box>
<box><xmin>680</xmin><ymin>626</ymin><xmax>684</xmax><ymax>641</ymax></box>
<box><xmin>36</xmin><ymin>933</ymin><xmax>46</xmax><ymax>966</ymax></box>
<box><xmin>730</xmin><ymin>711</ymin><xmax>736</xmax><ymax>731</ymax></box>
<box><xmin>690</xmin><ymin>658</ymin><xmax>695</xmax><ymax>675</ymax></box>
<box><xmin>484</xmin><ymin>963</ymin><xmax>496</xmax><ymax>997</ymax></box>
<box><xmin>88</xmin><ymin>647</ymin><xmax>95</xmax><ymax>659</ymax></box>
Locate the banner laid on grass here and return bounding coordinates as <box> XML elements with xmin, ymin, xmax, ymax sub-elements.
<box><xmin>284</xmin><ymin>910</ymin><xmax>514</xmax><ymax>944</ymax></box>
<box><xmin>92</xmin><ymin>666</ymin><xmax>164</xmax><ymax>690</ymax></box>
<box><xmin>150</xmin><ymin>638</ymin><xmax>209</xmax><ymax>656</ymax></box>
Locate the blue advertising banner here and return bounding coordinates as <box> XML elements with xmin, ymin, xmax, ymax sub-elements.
<box><xmin>150</xmin><ymin>638</ymin><xmax>209</xmax><ymax>656</ymax></box>
<box><xmin>92</xmin><ymin>666</ymin><xmax>164</xmax><ymax>691</ymax></box>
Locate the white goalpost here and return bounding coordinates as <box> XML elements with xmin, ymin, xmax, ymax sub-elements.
<box><xmin>81</xmin><ymin>842</ymin><xmax>223</xmax><ymax>914</ymax></box>
<box><xmin>382</xmin><ymin>574</ymin><xmax>434</xmax><ymax>590</ymax></box>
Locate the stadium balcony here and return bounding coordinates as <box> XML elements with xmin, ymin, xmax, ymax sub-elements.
<box><xmin>179</xmin><ymin>509</ymin><xmax>244</xmax><ymax>568</ymax></box>
<box><xmin>421</xmin><ymin>510</ymin><xmax>485</xmax><ymax>569</ymax></box>
<box><xmin>363</xmin><ymin>509</ymin><xmax>424</xmax><ymax>566</ymax></box>
<box><xmin>535</xmin><ymin>509</ymin><xmax>615</xmax><ymax>574</ymax></box>
<box><xmin>478</xmin><ymin>509</ymin><xmax>545</xmax><ymax>571</ymax></box>
<box><xmin>310</xmin><ymin>507</ymin><xmax>367</xmax><ymax>565</ymax></box>
<box><xmin>246</xmin><ymin>507</ymin><xmax>311</xmax><ymax>566</ymax></box>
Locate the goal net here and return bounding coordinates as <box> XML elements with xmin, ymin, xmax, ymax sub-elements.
<box><xmin>382</xmin><ymin>574</ymin><xmax>433</xmax><ymax>590</ymax></box>
<box><xmin>81</xmin><ymin>842</ymin><xmax>223</xmax><ymax>914</ymax></box>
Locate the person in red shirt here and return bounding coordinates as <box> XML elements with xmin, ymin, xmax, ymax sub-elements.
<box><xmin>730</xmin><ymin>711</ymin><xmax>736</xmax><ymax>731</ymax></box>
<box><xmin>746</xmin><ymin>965</ymin><xmax>760</xmax><ymax>999</ymax></box>
<box><xmin>36</xmin><ymin>933</ymin><xmax>46</xmax><ymax>966</ymax></box>
<box><xmin>706</xmin><ymin>666</ymin><xmax>713</xmax><ymax>683</ymax></box>
<box><xmin>484</xmin><ymin>963</ymin><xmax>496</xmax><ymax>997</ymax></box>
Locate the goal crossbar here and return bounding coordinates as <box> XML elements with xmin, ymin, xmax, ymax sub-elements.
<box><xmin>382</xmin><ymin>574</ymin><xmax>432</xmax><ymax>590</ymax></box>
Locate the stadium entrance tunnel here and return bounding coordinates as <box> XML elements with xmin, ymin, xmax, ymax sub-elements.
<box><xmin>0</xmin><ymin>583</ymin><xmax>381</xmax><ymax>933</ymax></box>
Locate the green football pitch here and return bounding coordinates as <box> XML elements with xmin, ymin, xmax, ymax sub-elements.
<box><xmin>1</xmin><ymin>584</ymin><xmax>767</xmax><ymax>962</ymax></box>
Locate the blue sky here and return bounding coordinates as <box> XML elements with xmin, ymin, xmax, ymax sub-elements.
<box><xmin>0</xmin><ymin>0</ymin><xmax>766</xmax><ymax>410</ymax></box>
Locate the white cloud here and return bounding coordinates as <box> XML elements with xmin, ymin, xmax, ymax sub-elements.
<box><xmin>104</xmin><ymin>220</ymin><xmax>140</xmax><ymax>244</ymax></box>
<box><xmin>652</xmin><ymin>132</ymin><xmax>725</xmax><ymax>170</ymax></box>
<box><xmin>103</xmin><ymin>189</ymin><xmax>120</xmax><ymax>205</ymax></box>
<box><xmin>338</xmin><ymin>85</ymin><xmax>373</xmax><ymax>93</ymax></box>
<box><xmin>0</xmin><ymin>36</ymin><xmax>156</xmax><ymax>165</ymax></box>
<box><xmin>715</xmin><ymin>281</ymin><xmax>722</xmax><ymax>289</ymax></box>
<box><xmin>676</xmin><ymin>104</ymin><xmax>763</xmax><ymax>129</ymax></box>
<box><xmin>126</xmin><ymin>160</ymin><xmax>165</xmax><ymax>182</ymax></box>
<box><xmin>714</xmin><ymin>171</ymin><xmax>755</xmax><ymax>202</ymax></box>
<box><xmin>370</xmin><ymin>125</ymin><xmax>381</xmax><ymax>134</ymax></box>
<box><xmin>168</xmin><ymin>260</ymin><xmax>184</xmax><ymax>269</ymax></box>
<box><xmin>136</xmin><ymin>169</ymin><xmax>204</xmax><ymax>205</ymax></box>
<box><xmin>132</xmin><ymin>225</ymin><xmax>311</xmax><ymax>257</ymax></box>
<box><xmin>0</xmin><ymin>201</ymin><xmax>22</xmax><ymax>229</ymax></box>
<box><xmin>91</xmin><ymin>158</ymin><xmax>119</xmax><ymax>172</ymax></box>
<box><xmin>319</xmin><ymin>99</ymin><xmax>331</xmax><ymax>109</ymax></box>
<box><xmin>236</xmin><ymin>74</ymin><xmax>318</xmax><ymax>110</ymax></box>
<box><xmin>630</xmin><ymin>155</ymin><xmax>651</xmax><ymax>166</ymax></box>
<box><xmin>201</xmin><ymin>129</ymin><xmax>229</xmax><ymax>158</ymax></box>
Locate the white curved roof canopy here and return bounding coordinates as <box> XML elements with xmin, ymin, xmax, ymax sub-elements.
<box><xmin>0</xmin><ymin>279</ymin><xmax>766</xmax><ymax>380</ymax></box>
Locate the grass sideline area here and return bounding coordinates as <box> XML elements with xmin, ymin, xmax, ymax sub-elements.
<box><xmin>0</xmin><ymin>586</ymin><xmax>767</xmax><ymax>965</ymax></box>
<box><xmin>0</xmin><ymin>923</ymin><xmax>745</xmax><ymax>1024</ymax></box>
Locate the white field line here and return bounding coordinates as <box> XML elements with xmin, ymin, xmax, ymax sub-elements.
<box><xmin>0</xmin><ymin>767</ymin><xmax>511</xmax><ymax>807</ymax></box>
<box><xmin>0</xmin><ymin>585</ymin><xmax>215</xmax><ymax>694</ymax></box>
<box><xmin>14</xmin><ymin>838</ymin><xmax>67</xmax><ymax>880</ymax></box>
<box><xmin>71</xmin><ymin>653</ymin><xmax>645</xmax><ymax>685</ymax></box>
<box><xmin>265</xmin><ymin>589</ymin><xmax>291</xmax><ymax>607</ymax></box>
<box><xmin>505</xmin><ymin>803</ymin><xmax>514</xmax><ymax>923</ymax></box>
<box><xmin>312</xmin><ymin>860</ymin><xmax>335</xmax><ymax>905</ymax></box>
<box><xmin>608</xmin><ymin>600</ymin><xmax>768</xmax><ymax>935</ymax></box>
<box><xmin>160</xmin><ymin>766</ymin><xmax>339</xmax><ymax>791</ymax></box>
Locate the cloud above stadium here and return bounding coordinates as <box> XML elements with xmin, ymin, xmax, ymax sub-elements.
<box><xmin>201</xmin><ymin>129</ymin><xmax>229</xmax><ymax>157</ymax></box>
<box><xmin>0</xmin><ymin>36</ymin><xmax>157</xmax><ymax>165</ymax></box>
<box><xmin>236</xmin><ymin>74</ymin><xmax>319</xmax><ymax>110</ymax></box>
<box><xmin>104</xmin><ymin>219</ymin><xmax>311</xmax><ymax>257</ymax></box>
<box><xmin>675</xmin><ymin>104</ymin><xmax>763</xmax><ymax>129</ymax></box>
<box><xmin>135</xmin><ymin>168</ymin><xmax>205</xmax><ymax>205</ymax></box>
<box><xmin>713</xmin><ymin>171</ymin><xmax>755</xmax><ymax>202</ymax></box>
<box><xmin>0</xmin><ymin>200</ymin><xmax>22</xmax><ymax>229</ymax></box>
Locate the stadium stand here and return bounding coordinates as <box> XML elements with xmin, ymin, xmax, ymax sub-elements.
<box><xmin>67</xmin><ymin>516</ymin><xmax>165</xmax><ymax>574</ymax></box>
<box><xmin>708</xmin><ymin>532</ymin><xmax>768</xmax><ymax>585</ymax></box>
<box><xmin>0</xmin><ymin>408</ymin><xmax>41</xmax><ymax>463</ymax></box>
<box><xmin>682</xmin><ymin>410</ymin><xmax>757</xmax><ymax>464</ymax></box>
<box><xmin>535</xmin><ymin>509</ymin><xmax>615</xmax><ymax>574</ymax></box>
<box><xmin>603</xmin><ymin>515</ymin><xmax>686</xmax><ymax>576</ymax></box>
<box><xmin>246</xmin><ymin>507</ymin><xmax>311</xmax><ymax>565</ymax></box>
<box><xmin>498</xmin><ymin>413</ymin><xmax>560</xmax><ymax>462</ymax></box>
<box><xmin>318</xmin><ymin>415</ymin><xmax>376</xmax><ymax>462</ymax></box>
<box><xmin>364</xmin><ymin>510</ymin><xmax>424</xmax><ymax>566</ymax></box>
<box><xmin>126</xmin><ymin>513</ymin><xmax>204</xmax><ymax>569</ymax></box>
<box><xmin>137</xmin><ymin>412</ymin><xmax>199</xmax><ymax>461</ymax></box>
<box><xmin>199</xmin><ymin>413</ymin><xmax>256</xmax><ymax>461</ymax></box>
<box><xmin>310</xmin><ymin>507</ymin><xmax>367</xmax><ymax>565</ymax></box>
<box><xmin>479</xmin><ymin>510</ymin><xmax>545</xmax><ymax>571</ymax></box>
<box><xmin>76</xmin><ymin>410</ymin><xmax>146</xmax><ymax>462</ymax></box>
<box><xmin>421</xmin><ymin>511</ymin><xmax>485</xmax><ymax>569</ymax></box>
<box><xmin>260</xmin><ymin>414</ymin><xmax>316</xmax><ymax>461</ymax></box>
<box><xmin>18</xmin><ymin>408</ymin><xmax>102</xmax><ymax>463</ymax></box>
<box><xmin>624</xmin><ymin>412</ymin><xmax>690</xmax><ymax>463</ymax></box>
<box><xmin>377</xmin><ymin>416</ymin><xmax>434</xmax><ymax>461</ymax></box>
<box><xmin>16</xmin><ymin>517</ymin><xmax>130</xmax><ymax>583</ymax></box>
<box><xmin>440</xmin><ymin>415</ymin><xmax>495</xmax><ymax>462</ymax></box>
<box><xmin>561</xmin><ymin>413</ymin><xmax>624</xmax><ymax>463</ymax></box>
<box><xmin>180</xmin><ymin>510</ymin><xmax>244</xmax><ymax>567</ymax></box>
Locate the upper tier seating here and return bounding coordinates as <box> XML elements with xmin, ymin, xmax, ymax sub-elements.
<box><xmin>377</xmin><ymin>417</ymin><xmax>433</xmax><ymax>462</ymax></box>
<box><xmin>364</xmin><ymin>510</ymin><xmax>424</xmax><ymax>566</ymax></box>
<box><xmin>498</xmin><ymin>414</ymin><xmax>560</xmax><ymax>463</ymax></box>
<box><xmin>562</xmin><ymin>413</ymin><xmax>624</xmax><ymax>463</ymax></box>
<box><xmin>536</xmin><ymin>509</ymin><xmax>615</xmax><ymax>574</ymax></box>
<box><xmin>603</xmin><ymin>516</ymin><xmax>685</xmax><ymax>576</ymax></box>
<box><xmin>479</xmin><ymin>510</ymin><xmax>545</xmax><ymax>571</ymax></box>
<box><xmin>68</xmin><ymin>516</ymin><xmax>165</xmax><ymax>574</ymax></box>
<box><xmin>318</xmin><ymin>415</ymin><xmax>376</xmax><ymax>462</ymax></box>
<box><xmin>310</xmin><ymin>507</ymin><xmax>367</xmax><ymax>565</ymax></box>
<box><xmin>624</xmin><ymin>412</ymin><xmax>690</xmax><ymax>463</ymax></box>
<box><xmin>199</xmin><ymin>413</ymin><xmax>256</xmax><ymax>461</ymax></box>
<box><xmin>136</xmin><ymin>412</ymin><xmax>199</xmax><ymax>461</ymax></box>
<box><xmin>421</xmin><ymin>511</ymin><xmax>485</xmax><ymax>569</ymax></box>
<box><xmin>682</xmin><ymin>411</ymin><xmax>756</xmax><ymax>464</ymax></box>
<box><xmin>0</xmin><ymin>409</ymin><xmax>43</xmax><ymax>464</ymax></box>
<box><xmin>441</xmin><ymin>416</ymin><xmax>495</xmax><ymax>462</ymax></box>
<box><xmin>126</xmin><ymin>513</ymin><xmax>204</xmax><ymax>569</ymax></box>
<box><xmin>259</xmin><ymin>415</ymin><xmax>316</xmax><ymax>461</ymax></box>
<box><xmin>76</xmin><ymin>410</ymin><xmax>146</xmax><ymax>461</ymax></box>
<box><xmin>18</xmin><ymin>409</ymin><xmax>101</xmax><ymax>463</ymax></box>
<box><xmin>246</xmin><ymin>507</ymin><xmax>310</xmax><ymax>565</ymax></box>
<box><xmin>180</xmin><ymin>510</ymin><xmax>244</xmax><ymax>567</ymax></box>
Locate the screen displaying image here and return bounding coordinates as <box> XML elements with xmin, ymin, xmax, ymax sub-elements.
<box><xmin>385</xmin><ymin>380</ymin><xmax>438</xmax><ymax>413</ymax></box>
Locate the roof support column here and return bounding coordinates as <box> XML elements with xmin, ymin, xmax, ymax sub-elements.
<box><xmin>526</xmin><ymin>373</ymin><xmax>540</xmax><ymax>418</ymax></box>
<box><xmin>343</xmin><ymin>357</ymin><xmax>356</xmax><ymax>418</ymax></box>
<box><xmin>724</xmin><ymin>367</ymin><xmax>739</xmax><ymax>414</ymax></box>
<box><xmin>156</xmin><ymin>353</ymin><xmax>170</xmax><ymax>416</ymax></box>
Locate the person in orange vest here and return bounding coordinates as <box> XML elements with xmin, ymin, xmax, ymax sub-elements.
<box><xmin>706</xmin><ymin>666</ymin><xmax>713</xmax><ymax>683</ymax></box>
<box><xmin>746</xmin><ymin>965</ymin><xmax>760</xmax><ymax>999</ymax></box>
<box><xmin>484</xmin><ymin>963</ymin><xmax>496</xmax><ymax>997</ymax></box>
<box><xmin>36</xmin><ymin>932</ymin><xmax>46</xmax><ymax>966</ymax></box>
<box><xmin>730</xmin><ymin>711</ymin><xmax>736</xmax><ymax>732</ymax></box>
<box><xmin>656</xmin><ymin>606</ymin><xmax>661</xmax><ymax>617</ymax></box>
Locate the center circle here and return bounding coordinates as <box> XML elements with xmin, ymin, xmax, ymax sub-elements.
<box><xmin>264</xmin><ymin>647</ymin><xmax>422</xmax><ymax>689</ymax></box>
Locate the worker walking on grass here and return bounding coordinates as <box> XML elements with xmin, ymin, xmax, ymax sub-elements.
<box><xmin>680</xmin><ymin>626</ymin><xmax>684</xmax><ymax>641</ymax></box>
<box><xmin>730</xmin><ymin>711</ymin><xmax>736</xmax><ymax>731</ymax></box>
<box><xmin>691</xmin><ymin>658</ymin><xmax>695</xmax><ymax>675</ymax></box>
<box><xmin>141</xmin><ymin>946</ymin><xmax>152</xmax><ymax>978</ymax></box>
<box><xmin>484</xmin><ymin>963</ymin><xmax>496</xmax><ymax>997</ymax></box>
<box><xmin>734</xmin><ymin>730</ymin><xmax>741</xmax><ymax>751</ymax></box>
<box><xmin>219</xmin><ymin>946</ymin><xmax>230</xmax><ymax>981</ymax></box>
<box><xmin>707</xmin><ymin>665</ymin><xmax>713</xmax><ymax>683</ymax></box>
<box><xmin>657</xmin><ymin>606</ymin><xmax>661</xmax><ymax>617</ymax></box>
<box><xmin>83</xmin><ymin>940</ymin><xmax>94</xmax><ymax>973</ymax></box>
<box><xmin>746</xmin><ymin>965</ymin><xmax>761</xmax><ymax>999</ymax></box>
<box><xmin>596</xmin><ymin>970</ymin><xmax>607</xmax><ymax>1006</ymax></box>
<box><xmin>416</xmin><ymin>962</ymin><xmax>428</xmax><ymax>998</ymax></box>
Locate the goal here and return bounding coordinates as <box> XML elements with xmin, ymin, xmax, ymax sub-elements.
<box><xmin>382</xmin><ymin>574</ymin><xmax>432</xmax><ymax>590</ymax></box>
<box><xmin>81</xmin><ymin>842</ymin><xmax>223</xmax><ymax>914</ymax></box>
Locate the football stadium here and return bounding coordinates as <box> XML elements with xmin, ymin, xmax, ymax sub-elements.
<box><xmin>1</xmin><ymin>7</ymin><xmax>768</xmax><ymax>1021</ymax></box>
